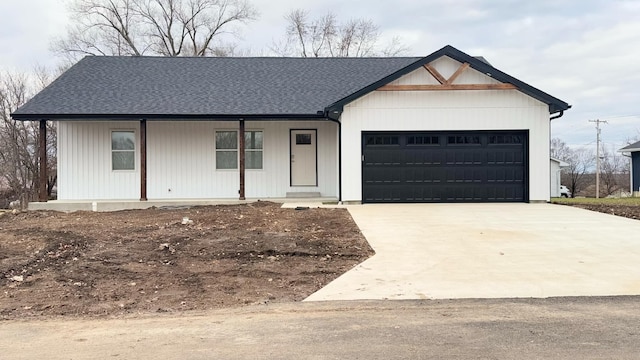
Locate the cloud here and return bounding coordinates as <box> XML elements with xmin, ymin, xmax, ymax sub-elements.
<box><xmin>1</xmin><ymin>0</ymin><xmax>638</xmax><ymax>150</ymax></box>
<box><xmin>0</xmin><ymin>0</ymin><xmax>68</xmax><ymax>71</ymax></box>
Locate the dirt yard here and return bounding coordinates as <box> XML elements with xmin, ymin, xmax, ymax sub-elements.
<box><xmin>0</xmin><ymin>202</ymin><xmax>373</xmax><ymax>320</ymax></box>
<box><xmin>555</xmin><ymin>202</ymin><xmax>640</xmax><ymax>221</ymax></box>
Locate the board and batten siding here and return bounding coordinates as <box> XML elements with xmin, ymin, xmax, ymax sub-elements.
<box><xmin>339</xmin><ymin>56</ymin><xmax>551</xmax><ymax>202</ymax></box>
<box><xmin>57</xmin><ymin>120</ymin><xmax>337</xmax><ymax>200</ymax></box>
<box><xmin>57</xmin><ymin>121</ymin><xmax>141</xmax><ymax>200</ymax></box>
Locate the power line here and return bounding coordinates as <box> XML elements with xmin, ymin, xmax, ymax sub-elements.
<box><xmin>599</xmin><ymin>114</ymin><xmax>640</xmax><ymax>120</ymax></box>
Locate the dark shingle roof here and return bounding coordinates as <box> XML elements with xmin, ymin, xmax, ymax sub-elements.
<box><xmin>12</xmin><ymin>45</ymin><xmax>571</xmax><ymax>120</ymax></box>
<box><xmin>12</xmin><ymin>56</ymin><xmax>419</xmax><ymax>119</ymax></box>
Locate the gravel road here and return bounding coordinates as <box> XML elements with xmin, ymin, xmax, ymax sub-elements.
<box><xmin>2</xmin><ymin>296</ymin><xmax>639</xmax><ymax>359</ymax></box>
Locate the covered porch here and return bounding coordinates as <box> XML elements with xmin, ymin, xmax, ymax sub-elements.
<box><xmin>30</xmin><ymin>118</ymin><xmax>340</xmax><ymax>211</ymax></box>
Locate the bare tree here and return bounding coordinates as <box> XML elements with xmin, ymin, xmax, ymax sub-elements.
<box><xmin>550</xmin><ymin>137</ymin><xmax>571</xmax><ymax>161</ymax></box>
<box><xmin>0</xmin><ymin>71</ymin><xmax>56</xmax><ymax>208</ymax></box>
<box><xmin>561</xmin><ymin>147</ymin><xmax>595</xmax><ymax>198</ymax></box>
<box><xmin>53</xmin><ymin>0</ymin><xmax>258</xmax><ymax>60</ymax></box>
<box><xmin>274</xmin><ymin>9</ymin><xmax>407</xmax><ymax>57</ymax></box>
<box><xmin>600</xmin><ymin>144</ymin><xmax>629</xmax><ymax>197</ymax></box>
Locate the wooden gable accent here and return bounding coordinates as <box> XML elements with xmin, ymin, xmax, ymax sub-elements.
<box><xmin>379</xmin><ymin>61</ymin><xmax>516</xmax><ymax>91</ymax></box>
<box><xmin>378</xmin><ymin>83</ymin><xmax>517</xmax><ymax>91</ymax></box>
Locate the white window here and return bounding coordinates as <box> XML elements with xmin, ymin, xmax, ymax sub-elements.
<box><xmin>245</xmin><ymin>131</ymin><xmax>263</xmax><ymax>169</ymax></box>
<box><xmin>215</xmin><ymin>131</ymin><xmax>238</xmax><ymax>169</ymax></box>
<box><xmin>215</xmin><ymin>130</ymin><xmax>263</xmax><ymax>170</ymax></box>
<box><xmin>111</xmin><ymin>131</ymin><xmax>135</xmax><ymax>170</ymax></box>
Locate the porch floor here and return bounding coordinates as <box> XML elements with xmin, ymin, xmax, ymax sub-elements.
<box><xmin>28</xmin><ymin>197</ymin><xmax>340</xmax><ymax>212</ymax></box>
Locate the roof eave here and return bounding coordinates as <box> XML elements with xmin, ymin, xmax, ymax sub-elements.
<box><xmin>10</xmin><ymin>112</ymin><xmax>327</xmax><ymax>121</ymax></box>
<box><xmin>620</xmin><ymin>148</ymin><xmax>640</xmax><ymax>153</ymax></box>
<box><xmin>620</xmin><ymin>141</ymin><xmax>640</xmax><ymax>152</ymax></box>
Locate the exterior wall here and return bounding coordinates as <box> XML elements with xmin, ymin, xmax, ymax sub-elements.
<box><xmin>58</xmin><ymin>121</ymin><xmax>141</xmax><ymax>200</ymax></box>
<box><xmin>550</xmin><ymin>160</ymin><xmax>561</xmax><ymax>197</ymax></box>
<box><xmin>632</xmin><ymin>153</ymin><xmax>640</xmax><ymax>194</ymax></box>
<box><xmin>340</xmin><ymin>56</ymin><xmax>551</xmax><ymax>202</ymax></box>
<box><xmin>57</xmin><ymin>120</ymin><xmax>337</xmax><ymax>200</ymax></box>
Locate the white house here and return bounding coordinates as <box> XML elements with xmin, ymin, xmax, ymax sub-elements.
<box><xmin>12</xmin><ymin>45</ymin><xmax>570</xmax><ymax>210</ymax></box>
<box><xmin>550</xmin><ymin>158</ymin><xmax>569</xmax><ymax>197</ymax></box>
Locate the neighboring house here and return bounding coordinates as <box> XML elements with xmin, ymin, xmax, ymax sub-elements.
<box><xmin>620</xmin><ymin>141</ymin><xmax>640</xmax><ymax>196</ymax></box>
<box><xmin>550</xmin><ymin>158</ymin><xmax>569</xmax><ymax>197</ymax></box>
<box><xmin>12</xmin><ymin>45</ymin><xmax>570</xmax><ymax>208</ymax></box>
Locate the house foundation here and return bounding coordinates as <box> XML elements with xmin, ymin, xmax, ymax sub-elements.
<box><xmin>27</xmin><ymin>197</ymin><xmax>339</xmax><ymax>212</ymax></box>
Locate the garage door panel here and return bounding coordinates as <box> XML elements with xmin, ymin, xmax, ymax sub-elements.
<box><xmin>405</xmin><ymin>149</ymin><xmax>442</xmax><ymax>165</ymax></box>
<box><xmin>365</xmin><ymin>150</ymin><xmax>402</xmax><ymax>166</ymax></box>
<box><xmin>362</xmin><ymin>131</ymin><xmax>527</xmax><ymax>203</ymax></box>
<box><xmin>406</xmin><ymin>185</ymin><xmax>442</xmax><ymax>201</ymax></box>
<box><xmin>404</xmin><ymin>167</ymin><xmax>441</xmax><ymax>183</ymax></box>
<box><xmin>444</xmin><ymin>185</ymin><xmax>485</xmax><ymax>202</ymax></box>
<box><xmin>363</xmin><ymin>166</ymin><xmax>402</xmax><ymax>184</ymax></box>
<box><xmin>363</xmin><ymin>185</ymin><xmax>403</xmax><ymax>202</ymax></box>
<box><xmin>485</xmin><ymin>185</ymin><xmax>524</xmax><ymax>201</ymax></box>
<box><xmin>486</xmin><ymin>168</ymin><xmax>525</xmax><ymax>183</ymax></box>
<box><xmin>446</xmin><ymin>150</ymin><xmax>483</xmax><ymax>165</ymax></box>
<box><xmin>487</xmin><ymin>149</ymin><xmax>524</xmax><ymax>165</ymax></box>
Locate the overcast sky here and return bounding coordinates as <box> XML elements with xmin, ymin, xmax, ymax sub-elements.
<box><xmin>1</xmin><ymin>0</ymin><xmax>639</xmax><ymax>151</ymax></box>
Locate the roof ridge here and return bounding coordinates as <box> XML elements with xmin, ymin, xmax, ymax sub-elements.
<box><xmin>81</xmin><ymin>55</ymin><xmax>423</xmax><ymax>60</ymax></box>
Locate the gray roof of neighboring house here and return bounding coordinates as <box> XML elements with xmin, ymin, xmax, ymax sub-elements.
<box><xmin>11</xmin><ymin>45</ymin><xmax>571</xmax><ymax>120</ymax></box>
<box><xmin>550</xmin><ymin>157</ymin><xmax>570</xmax><ymax>167</ymax></box>
<box><xmin>620</xmin><ymin>140</ymin><xmax>640</xmax><ymax>152</ymax></box>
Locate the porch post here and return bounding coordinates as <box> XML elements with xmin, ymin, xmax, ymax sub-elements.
<box><xmin>239</xmin><ymin>119</ymin><xmax>245</xmax><ymax>200</ymax></box>
<box><xmin>140</xmin><ymin>119</ymin><xmax>147</xmax><ymax>201</ymax></box>
<box><xmin>38</xmin><ymin>120</ymin><xmax>48</xmax><ymax>202</ymax></box>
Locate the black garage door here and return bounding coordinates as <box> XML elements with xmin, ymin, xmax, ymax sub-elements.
<box><xmin>362</xmin><ymin>131</ymin><xmax>528</xmax><ymax>203</ymax></box>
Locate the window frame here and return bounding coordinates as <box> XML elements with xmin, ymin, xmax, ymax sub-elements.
<box><xmin>111</xmin><ymin>130</ymin><xmax>136</xmax><ymax>172</ymax></box>
<box><xmin>215</xmin><ymin>129</ymin><xmax>264</xmax><ymax>170</ymax></box>
<box><xmin>364</xmin><ymin>135</ymin><xmax>400</xmax><ymax>147</ymax></box>
<box><xmin>447</xmin><ymin>135</ymin><xmax>481</xmax><ymax>146</ymax></box>
<box><xmin>407</xmin><ymin>135</ymin><xmax>440</xmax><ymax>146</ymax></box>
<box><xmin>244</xmin><ymin>130</ymin><xmax>264</xmax><ymax>170</ymax></box>
<box><xmin>215</xmin><ymin>130</ymin><xmax>239</xmax><ymax>170</ymax></box>
<box><xmin>488</xmin><ymin>134</ymin><xmax>524</xmax><ymax>145</ymax></box>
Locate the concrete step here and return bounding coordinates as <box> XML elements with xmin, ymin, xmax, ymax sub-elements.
<box><xmin>286</xmin><ymin>192</ymin><xmax>321</xmax><ymax>198</ymax></box>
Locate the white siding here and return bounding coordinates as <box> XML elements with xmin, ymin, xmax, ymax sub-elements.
<box><xmin>340</xmin><ymin>56</ymin><xmax>551</xmax><ymax>202</ymax></box>
<box><xmin>58</xmin><ymin>121</ymin><xmax>140</xmax><ymax>200</ymax></box>
<box><xmin>58</xmin><ymin>120</ymin><xmax>337</xmax><ymax>200</ymax></box>
<box><xmin>550</xmin><ymin>160</ymin><xmax>562</xmax><ymax>197</ymax></box>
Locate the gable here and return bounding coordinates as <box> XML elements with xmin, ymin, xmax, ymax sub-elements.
<box><xmin>387</xmin><ymin>56</ymin><xmax>501</xmax><ymax>86</ymax></box>
<box><xmin>325</xmin><ymin>45</ymin><xmax>570</xmax><ymax>118</ymax></box>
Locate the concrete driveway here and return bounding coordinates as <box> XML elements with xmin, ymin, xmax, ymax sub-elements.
<box><xmin>306</xmin><ymin>203</ymin><xmax>640</xmax><ymax>301</ymax></box>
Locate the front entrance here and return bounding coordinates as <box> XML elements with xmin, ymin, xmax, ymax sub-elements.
<box><xmin>290</xmin><ymin>129</ymin><xmax>317</xmax><ymax>186</ymax></box>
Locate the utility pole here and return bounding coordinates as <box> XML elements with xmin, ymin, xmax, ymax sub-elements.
<box><xmin>589</xmin><ymin>119</ymin><xmax>608</xmax><ymax>198</ymax></box>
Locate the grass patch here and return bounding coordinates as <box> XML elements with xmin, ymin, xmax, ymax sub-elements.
<box><xmin>551</xmin><ymin>197</ymin><xmax>640</xmax><ymax>206</ymax></box>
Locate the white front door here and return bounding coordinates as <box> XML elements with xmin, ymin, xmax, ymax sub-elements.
<box><xmin>290</xmin><ymin>129</ymin><xmax>317</xmax><ymax>186</ymax></box>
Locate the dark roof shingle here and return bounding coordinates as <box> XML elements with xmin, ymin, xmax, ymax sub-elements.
<box><xmin>12</xmin><ymin>45</ymin><xmax>571</xmax><ymax>120</ymax></box>
<box><xmin>13</xmin><ymin>56</ymin><xmax>419</xmax><ymax>118</ymax></box>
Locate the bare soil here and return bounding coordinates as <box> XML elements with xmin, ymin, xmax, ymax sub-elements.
<box><xmin>0</xmin><ymin>202</ymin><xmax>373</xmax><ymax>320</ymax></box>
<box><xmin>560</xmin><ymin>203</ymin><xmax>640</xmax><ymax>220</ymax></box>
